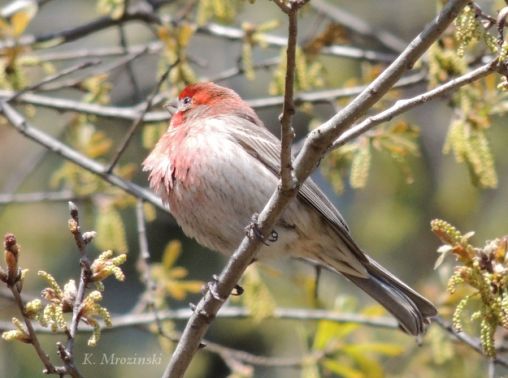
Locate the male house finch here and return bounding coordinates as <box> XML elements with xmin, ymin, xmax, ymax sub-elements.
<box><xmin>143</xmin><ymin>82</ymin><xmax>437</xmax><ymax>336</ymax></box>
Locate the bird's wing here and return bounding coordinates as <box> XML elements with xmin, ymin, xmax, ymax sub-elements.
<box><xmin>229</xmin><ymin>116</ymin><xmax>368</xmax><ymax>263</ymax></box>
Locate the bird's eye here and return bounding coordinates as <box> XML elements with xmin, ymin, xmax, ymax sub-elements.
<box><xmin>182</xmin><ymin>96</ymin><xmax>192</xmax><ymax>106</ymax></box>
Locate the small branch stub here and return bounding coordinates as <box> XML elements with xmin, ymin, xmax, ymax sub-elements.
<box><xmin>4</xmin><ymin>233</ymin><xmax>20</xmax><ymax>286</ymax></box>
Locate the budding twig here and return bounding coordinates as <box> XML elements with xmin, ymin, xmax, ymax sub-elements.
<box><xmin>330</xmin><ymin>59</ymin><xmax>499</xmax><ymax>150</ymax></box>
<box><xmin>64</xmin><ymin>202</ymin><xmax>91</xmax><ymax>378</ymax></box>
<box><xmin>0</xmin><ymin>101</ymin><xmax>166</xmax><ymax>211</ymax></box>
<box><xmin>2</xmin><ymin>234</ymin><xmax>65</xmax><ymax>375</ymax></box>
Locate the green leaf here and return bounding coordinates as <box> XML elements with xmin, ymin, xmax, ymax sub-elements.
<box><xmin>342</xmin><ymin>346</ymin><xmax>384</xmax><ymax>378</ymax></box>
<box><xmin>345</xmin><ymin>342</ymin><xmax>404</xmax><ymax>357</ymax></box>
<box><xmin>313</xmin><ymin>319</ymin><xmax>358</xmax><ymax>350</ymax></box>
<box><xmin>322</xmin><ymin>359</ymin><xmax>362</xmax><ymax>378</ymax></box>
<box><xmin>162</xmin><ymin>240</ymin><xmax>182</xmax><ymax>269</ymax></box>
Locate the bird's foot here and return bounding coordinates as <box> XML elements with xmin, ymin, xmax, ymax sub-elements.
<box><xmin>245</xmin><ymin>213</ymin><xmax>278</xmax><ymax>245</ymax></box>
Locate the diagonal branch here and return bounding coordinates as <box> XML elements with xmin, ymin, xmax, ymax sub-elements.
<box><xmin>8</xmin><ymin>60</ymin><xmax>101</xmax><ymax>101</ymax></box>
<box><xmin>0</xmin><ymin>72</ymin><xmax>425</xmax><ymax>120</ymax></box>
<box><xmin>0</xmin><ymin>102</ymin><xmax>167</xmax><ymax>212</ymax></box>
<box><xmin>161</xmin><ymin>1</ymin><xmax>468</xmax><ymax>377</ymax></box>
<box><xmin>106</xmin><ymin>62</ymin><xmax>174</xmax><ymax>173</ymax></box>
<box><xmin>331</xmin><ymin>59</ymin><xmax>498</xmax><ymax>150</ymax></box>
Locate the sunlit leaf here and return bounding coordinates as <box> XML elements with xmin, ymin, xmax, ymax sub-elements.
<box><xmin>322</xmin><ymin>359</ymin><xmax>362</xmax><ymax>378</ymax></box>
<box><xmin>162</xmin><ymin>240</ymin><xmax>182</xmax><ymax>269</ymax></box>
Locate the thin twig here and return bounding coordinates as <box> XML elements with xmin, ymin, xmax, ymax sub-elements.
<box><xmin>64</xmin><ymin>203</ymin><xmax>90</xmax><ymax>378</ymax></box>
<box><xmin>205</xmin><ymin>56</ymin><xmax>280</xmax><ymax>83</ymax></box>
<box><xmin>34</xmin><ymin>41</ymin><xmax>162</xmax><ymax>62</ymax></box>
<box><xmin>488</xmin><ymin>359</ymin><xmax>496</xmax><ymax>378</ymax></box>
<box><xmin>0</xmin><ymin>4</ymin><xmax>394</xmax><ymax>63</ymax></box>
<box><xmin>330</xmin><ymin>60</ymin><xmax>498</xmax><ymax>150</ymax></box>
<box><xmin>0</xmin><ymin>71</ymin><xmax>425</xmax><ymax>120</ymax></box>
<box><xmin>0</xmin><ymin>89</ymin><xmax>170</xmax><ymax>122</ymax></box>
<box><xmin>434</xmin><ymin>316</ymin><xmax>508</xmax><ymax>369</ymax></box>
<box><xmin>0</xmin><ymin>3</ymin><xmax>162</xmax><ymax>51</ymax></box>
<box><xmin>131</xmin><ymin>199</ymin><xmax>164</xmax><ymax>337</ymax></box>
<box><xmin>0</xmin><ymin>306</ymin><xmax>399</xmax><ymax>333</ymax></box>
<box><xmin>8</xmin><ymin>60</ymin><xmax>101</xmax><ymax>101</ymax></box>
<box><xmin>0</xmin><ymin>102</ymin><xmax>167</xmax><ymax>212</ymax></box>
<box><xmin>106</xmin><ymin>62</ymin><xmax>174</xmax><ymax>173</ymax></box>
<box><xmin>40</xmin><ymin>47</ymin><xmax>149</xmax><ymax>92</ymax></box>
<box><xmin>197</xmin><ymin>21</ymin><xmax>397</xmax><ymax>62</ymax></box>
<box><xmin>117</xmin><ymin>24</ymin><xmax>142</xmax><ymax>101</ymax></box>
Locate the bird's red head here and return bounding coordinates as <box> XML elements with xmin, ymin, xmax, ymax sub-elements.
<box><xmin>170</xmin><ymin>82</ymin><xmax>259</xmax><ymax>127</ymax></box>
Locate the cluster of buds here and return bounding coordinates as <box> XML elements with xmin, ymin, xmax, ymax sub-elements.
<box><xmin>2</xmin><ymin>202</ymin><xmax>127</xmax><ymax>349</ymax></box>
<box><xmin>90</xmin><ymin>250</ymin><xmax>127</xmax><ymax>284</ymax></box>
<box><xmin>80</xmin><ymin>290</ymin><xmax>112</xmax><ymax>347</ymax></box>
<box><xmin>36</xmin><ymin>263</ymin><xmax>120</xmax><ymax>346</ymax></box>
<box><xmin>432</xmin><ymin>219</ymin><xmax>508</xmax><ymax>357</ymax></box>
<box><xmin>38</xmin><ymin>272</ymin><xmax>75</xmax><ymax>332</ymax></box>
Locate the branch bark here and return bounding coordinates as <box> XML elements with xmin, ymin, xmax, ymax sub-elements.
<box><xmin>331</xmin><ymin>59</ymin><xmax>499</xmax><ymax>150</ymax></box>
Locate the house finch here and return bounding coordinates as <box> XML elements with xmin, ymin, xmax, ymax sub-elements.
<box><xmin>143</xmin><ymin>82</ymin><xmax>437</xmax><ymax>336</ymax></box>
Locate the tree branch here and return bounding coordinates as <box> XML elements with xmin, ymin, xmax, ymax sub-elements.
<box><xmin>161</xmin><ymin>1</ymin><xmax>468</xmax><ymax>377</ymax></box>
<box><xmin>0</xmin><ymin>3</ymin><xmax>162</xmax><ymax>51</ymax></box>
<box><xmin>331</xmin><ymin>59</ymin><xmax>498</xmax><ymax>150</ymax></box>
<box><xmin>0</xmin><ymin>191</ymin><xmax>84</xmax><ymax>204</ymax></box>
<box><xmin>309</xmin><ymin>0</ymin><xmax>407</xmax><ymax>52</ymax></box>
<box><xmin>106</xmin><ymin>62</ymin><xmax>174</xmax><ymax>173</ymax></box>
<box><xmin>0</xmin><ymin>306</ymin><xmax>399</xmax><ymax>333</ymax></box>
<box><xmin>198</xmin><ymin>21</ymin><xmax>397</xmax><ymax>62</ymax></box>
<box><xmin>0</xmin><ymin>102</ymin><xmax>167</xmax><ymax>212</ymax></box>
<box><xmin>276</xmin><ymin>0</ymin><xmax>307</xmax><ymax>191</ymax></box>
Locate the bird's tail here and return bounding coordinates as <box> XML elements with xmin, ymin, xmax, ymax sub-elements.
<box><xmin>342</xmin><ymin>256</ymin><xmax>437</xmax><ymax>336</ymax></box>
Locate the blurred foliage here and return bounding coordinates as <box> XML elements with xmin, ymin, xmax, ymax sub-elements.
<box><xmin>241</xmin><ymin>20</ymin><xmax>279</xmax><ymax>80</ymax></box>
<box><xmin>158</xmin><ymin>21</ymin><xmax>197</xmax><ymax>93</ymax></box>
<box><xmin>310</xmin><ymin>300</ymin><xmax>404</xmax><ymax>378</ymax></box>
<box><xmin>196</xmin><ymin>0</ymin><xmax>243</xmax><ymax>26</ymax></box>
<box><xmin>322</xmin><ymin>120</ymin><xmax>419</xmax><ymax>192</ymax></box>
<box><xmin>96</xmin><ymin>0</ymin><xmax>125</xmax><ymax>20</ymax></box>
<box><xmin>240</xmin><ymin>265</ymin><xmax>277</xmax><ymax>322</ymax></box>
<box><xmin>269</xmin><ymin>46</ymin><xmax>324</xmax><ymax>95</ymax></box>
<box><xmin>151</xmin><ymin>240</ymin><xmax>202</xmax><ymax>304</ymax></box>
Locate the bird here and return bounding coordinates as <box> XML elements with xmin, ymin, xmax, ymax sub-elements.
<box><xmin>143</xmin><ymin>82</ymin><xmax>437</xmax><ymax>336</ymax></box>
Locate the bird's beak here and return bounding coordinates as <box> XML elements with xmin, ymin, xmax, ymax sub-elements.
<box><xmin>164</xmin><ymin>99</ymin><xmax>179</xmax><ymax>115</ymax></box>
